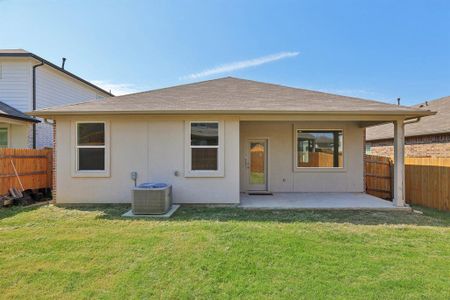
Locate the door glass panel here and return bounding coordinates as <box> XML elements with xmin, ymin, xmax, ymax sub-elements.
<box><xmin>250</xmin><ymin>142</ymin><xmax>265</xmax><ymax>185</ymax></box>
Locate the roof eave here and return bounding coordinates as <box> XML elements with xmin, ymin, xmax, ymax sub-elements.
<box><xmin>0</xmin><ymin>113</ymin><xmax>40</xmax><ymax>123</ymax></box>
<box><xmin>30</xmin><ymin>109</ymin><xmax>435</xmax><ymax>118</ymax></box>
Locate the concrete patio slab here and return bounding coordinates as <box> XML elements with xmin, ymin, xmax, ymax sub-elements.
<box><xmin>240</xmin><ymin>193</ymin><xmax>411</xmax><ymax>211</ymax></box>
<box><xmin>122</xmin><ymin>205</ymin><xmax>180</xmax><ymax>218</ymax></box>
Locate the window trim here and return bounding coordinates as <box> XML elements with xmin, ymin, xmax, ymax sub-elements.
<box><xmin>293</xmin><ymin>128</ymin><xmax>345</xmax><ymax>172</ymax></box>
<box><xmin>184</xmin><ymin>120</ymin><xmax>224</xmax><ymax>177</ymax></box>
<box><xmin>72</xmin><ymin>120</ymin><xmax>110</xmax><ymax>177</ymax></box>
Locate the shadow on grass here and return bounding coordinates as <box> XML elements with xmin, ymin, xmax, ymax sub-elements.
<box><xmin>57</xmin><ymin>204</ymin><xmax>450</xmax><ymax>227</ymax></box>
<box><xmin>0</xmin><ymin>204</ymin><xmax>44</xmax><ymax>220</ymax></box>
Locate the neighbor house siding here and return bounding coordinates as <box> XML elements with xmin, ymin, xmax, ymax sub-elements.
<box><xmin>35</xmin><ymin>66</ymin><xmax>104</xmax><ymax>109</ymax></box>
<box><xmin>0</xmin><ymin>59</ymin><xmax>33</xmax><ymax>148</ymax></box>
<box><xmin>0</xmin><ymin>122</ymin><xmax>30</xmax><ymax>148</ymax></box>
<box><xmin>240</xmin><ymin>121</ymin><xmax>365</xmax><ymax>193</ymax></box>
<box><xmin>0</xmin><ymin>59</ymin><xmax>32</xmax><ymax>112</ymax></box>
<box><xmin>35</xmin><ymin>65</ymin><xmax>107</xmax><ymax>148</ymax></box>
<box><xmin>367</xmin><ymin>133</ymin><xmax>450</xmax><ymax>157</ymax></box>
<box><xmin>9</xmin><ymin>124</ymin><xmax>30</xmax><ymax>148</ymax></box>
<box><xmin>0</xmin><ymin>57</ymin><xmax>110</xmax><ymax>149</ymax></box>
<box><xmin>54</xmin><ymin>115</ymin><xmax>240</xmax><ymax>204</ymax></box>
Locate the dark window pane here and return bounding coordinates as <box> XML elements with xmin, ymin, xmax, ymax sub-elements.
<box><xmin>297</xmin><ymin>131</ymin><xmax>343</xmax><ymax>168</ymax></box>
<box><xmin>78</xmin><ymin>148</ymin><xmax>105</xmax><ymax>171</ymax></box>
<box><xmin>78</xmin><ymin>123</ymin><xmax>105</xmax><ymax>146</ymax></box>
<box><xmin>192</xmin><ymin>148</ymin><xmax>218</xmax><ymax>170</ymax></box>
<box><xmin>191</xmin><ymin>123</ymin><xmax>218</xmax><ymax>146</ymax></box>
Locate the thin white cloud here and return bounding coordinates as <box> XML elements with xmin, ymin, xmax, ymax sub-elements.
<box><xmin>182</xmin><ymin>51</ymin><xmax>300</xmax><ymax>80</ymax></box>
<box><xmin>90</xmin><ymin>80</ymin><xmax>140</xmax><ymax>96</ymax></box>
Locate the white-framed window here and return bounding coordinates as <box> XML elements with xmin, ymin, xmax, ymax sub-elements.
<box><xmin>0</xmin><ymin>127</ymin><xmax>8</xmax><ymax>148</ymax></box>
<box><xmin>185</xmin><ymin>121</ymin><xmax>224</xmax><ymax>177</ymax></box>
<box><xmin>73</xmin><ymin>121</ymin><xmax>110</xmax><ymax>177</ymax></box>
<box><xmin>295</xmin><ymin>129</ymin><xmax>344</xmax><ymax>169</ymax></box>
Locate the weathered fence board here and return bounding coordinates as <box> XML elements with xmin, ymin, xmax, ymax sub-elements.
<box><xmin>0</xmin><ymin>148</ymin><xmax>52</xmax><ymax>195</ymax></box>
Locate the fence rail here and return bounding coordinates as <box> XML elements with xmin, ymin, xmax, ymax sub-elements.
<box><xmin>364</xmin><ymin>155</ymin><xmax>450</xmax><ymax>211</ymax></box>
<box><xmin>0</xmin><ymin>148</ymin><xmax>52</xmax><ymax>195</ymax></box>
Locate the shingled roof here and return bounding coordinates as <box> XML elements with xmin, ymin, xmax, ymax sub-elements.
<box><xmin>366</xmin><ymin>96</ymin><xmax>450</xmax><ymax>141</ymax></box>
<box><xmin>31</xmin><ymin>77</ymin><xmax>433</xmax><ymax>117</ymax></box>
<box><xmin>0</xmin><ymin>101</ymin><xmax>39</xmax><ymax>123</ymax></box>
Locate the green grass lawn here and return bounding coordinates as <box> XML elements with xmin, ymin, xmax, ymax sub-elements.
<box><xmin>1</xmin><ymin>205</ymin><xmax>450</xmax><ymax>299</ymax></box>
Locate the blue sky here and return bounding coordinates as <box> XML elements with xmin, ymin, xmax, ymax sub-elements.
<box><xmin>1</xmin><ymin>0</ymin><xmax>449</xmax><ymax>105</ymax></box>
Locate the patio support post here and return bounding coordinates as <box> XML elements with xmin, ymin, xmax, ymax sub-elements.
<box><xmin>393</xmin><ymin>119</ymin><xmax>406</xmax><ymax>207</ymax></box>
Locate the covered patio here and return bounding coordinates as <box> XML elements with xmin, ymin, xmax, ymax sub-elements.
<box><xmin>239</xmin><ymin>118</ymin><xmax>411</xmax><ymax>209</ymax></box>
<box><xmin>240</xmin><ymin>192</ymin><xmax>412</xmax><ymax>210</ymax></box>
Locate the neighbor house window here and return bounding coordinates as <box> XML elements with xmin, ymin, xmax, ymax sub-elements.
<box><xmin>296</xmin><ymin>130</ymin><xmax>343</xmax><ymax>168</ymax></box>
<box><xmin>0</xmin><ymin>128</ymin><xmax>8</xmax><ymax>148</ymax></box>
<box><xmin>75</xmin><ymin>122</ymin><xmax>109</xmax><ymax>174</ymax></box>
<box><xmin>185</xmin><ymin>121</ymin><xmax>224</xmax><ymax>177</ymax></box>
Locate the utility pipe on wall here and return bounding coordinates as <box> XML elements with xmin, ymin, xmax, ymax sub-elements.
<box><xmin>32</xmin><ymin>60</ymin><xmax>44</xmax><ymax>149</ymax></box>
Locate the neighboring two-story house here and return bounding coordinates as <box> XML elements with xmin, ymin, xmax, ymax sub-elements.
<box><xmin>0</xmin><ymin>49</ymin><xmax>112</xmax><ymax>149</ymax></box>
<box><xmin>366</xmin><ymin>96</ymin><xmax>450</xmax><ymax>157</ymax></box>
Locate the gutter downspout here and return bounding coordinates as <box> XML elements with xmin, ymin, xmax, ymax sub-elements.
<box><xmin>32</xmin><ymin>60</ymin><xmax>44</xmax><ymax>149</ymax></box>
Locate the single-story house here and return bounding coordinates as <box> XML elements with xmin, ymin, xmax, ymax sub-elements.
<box><xmin>366</xmin><ymin>96</ymin><xmax>450</xmax><ymax>157</ymax></box>
<box><xmin>31</xmin><ymin>77</ymin><xmax>434</xmax><ymax>207</ymax></box>
<box><xmin>1</xmin><ymin>101</ymin><xmax>39</xmax><ymax>148</ymax></box>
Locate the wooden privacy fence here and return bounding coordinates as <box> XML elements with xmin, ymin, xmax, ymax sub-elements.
<box><xmin>364</xmin><ymin>155</ymin><xmax>393</xmax><ymax>200</ymax></box>
<box><xmin>365</xmin><ymin>155</ymin><xmax>450</xmax><ymax>211</ymax></box>
<box><xmin>405</xmin><ymin>157</ymin><xmax>450</xmax><ymax>211</ymax></box>
<box><xmin>0</xmin><ymin>148</ymin><xmax>52</xmax><ymax>195</ymax></box>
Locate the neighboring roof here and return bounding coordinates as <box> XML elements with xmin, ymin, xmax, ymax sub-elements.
<box><xmin>0</xmin><ymin>49</ymin><xmax>113</xmax><ymax>97</ymax></box>
<box><xmin>0</xmin><ymin>101</ymin><xmax>39</xmax><ymax>123</ymax></box>
<box><xmin>31</xmin><ymin>77</ymin><xmax>434</xmax><ymax>117</ymax></box>
<box><xmin>366</xmin><ymin>96</ymin><xmax>450</xmax><ymax>141</ymax></box>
